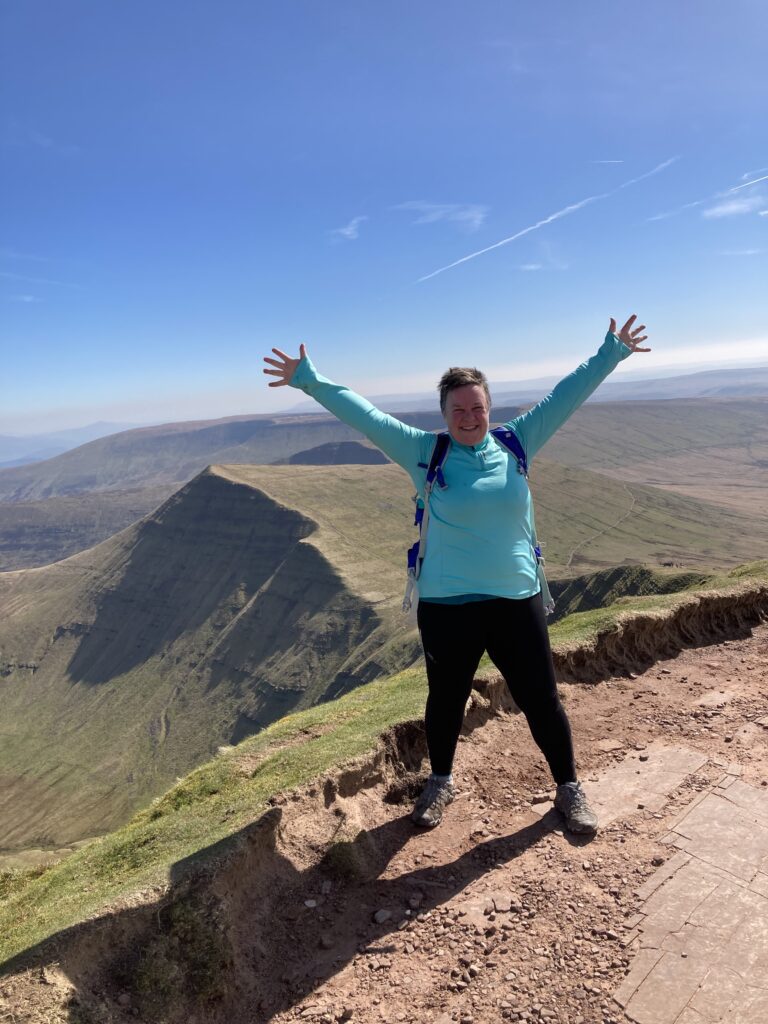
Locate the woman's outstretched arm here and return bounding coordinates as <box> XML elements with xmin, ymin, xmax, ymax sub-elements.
<box><xmin>507</xmin><ymin>315</ymin><xmax>650</xmax><ymax>461</ymax></box>
<box><xmin>263</xmin><ymin>344</ymin><xmax>431</xmax><ymax>471</ymax></box>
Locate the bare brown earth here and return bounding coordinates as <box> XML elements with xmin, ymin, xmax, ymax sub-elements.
<box><xmin>1</xmin><ymin>610</ymin><xmax>766</xmax><ymax>1024</ymax></box>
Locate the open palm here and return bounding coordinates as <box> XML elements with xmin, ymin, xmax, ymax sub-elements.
<box><xmin>263</xmin><ymin>344</ymin><xmax>307</xmax><ymax>387</ymax></box>
<box><xmin>610</xmin><ymin>315</ymin><xmax>650</xmax><ymax>353</ymax></box>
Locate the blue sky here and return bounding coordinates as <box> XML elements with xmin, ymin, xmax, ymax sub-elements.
<box><xmin>2</xmin><ymin>0</ymin><xmax>767</xmax><ymax>433</ymax></box>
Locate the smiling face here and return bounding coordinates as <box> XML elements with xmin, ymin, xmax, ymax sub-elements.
<box><xmin>443</xmin><ymin>383</ymin><xmax>490</xmax><ymax>446</ymax></box>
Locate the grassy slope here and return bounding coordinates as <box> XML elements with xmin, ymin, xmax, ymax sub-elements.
<box><xmin>1</xmin><ymin>561</ymin><xmax>766</xmax><ymax>967</ymax></box>
<box><xmin>0</xmin><ymin>466</ymin><xmax>419</xmax><ymax>853</ymax></box>
<box><xmin>1</xmin><ymin>459</ymin><xmax>766</xmax><ymax>854</ymax></box>
<box><xmin>527</xmin><ymin>460</ymin><xmax>768</xmax><ymax>572</ymax></box>
<box><xmin>541</xmin><ymin>397</ymin><xmax>768</xmax><ymax>473</ymax></box>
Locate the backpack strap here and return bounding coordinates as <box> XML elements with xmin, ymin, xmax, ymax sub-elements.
<box><xmin>491</xmin><ymin>426</ymin><xmax>554</xmax><ymax>616</ymax></box>
<box><xmin>403</xmin><ymin>433</ymin><xmax>451</xmax><ymax>611</ymax></box>
<box><xmin>413</xmin><ymin>431</ymin><xmax>451</xmax><ymax>528</ymax></box>
<box><xmin>490</xmin><ymin>426</ymin><xmax>528</xmax><ymax>476</ymax></box>
<box><xmin>424</xmin><ymin>431</ymin><xmax>451</xmax><ymax>489</ymax></box>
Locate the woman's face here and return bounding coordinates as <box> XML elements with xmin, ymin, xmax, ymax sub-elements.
<box><xmin>443</xmin><ymin>383</ymin><xmax>490</xmax><ymax>446</ymax></box>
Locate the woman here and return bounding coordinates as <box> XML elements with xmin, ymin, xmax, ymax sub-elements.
<box><xmin>263</xmin><ymin>316</ymin><xmax>649</xmax><ymax>833</ymax></box>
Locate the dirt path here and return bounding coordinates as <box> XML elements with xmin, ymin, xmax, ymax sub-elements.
<box><xmin>565</xmin><ymin>483</ymin><xmax>637</xmax><ymax>569</ymax></box>
<box><xmin>2</xmin><ymin>623</ymin><xmax>766</xmax><ymax>1024</ymax></box>
<box><xmin>257</xmin><ymin>624</ymin><xmax>768</xmax><ymax>1024</ymax></box>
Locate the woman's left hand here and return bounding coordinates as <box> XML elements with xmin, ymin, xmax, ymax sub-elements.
<box><xmin>610</xmin><ymin>315</ymin><xmax>650</xmax><ymax>353</ymax></box>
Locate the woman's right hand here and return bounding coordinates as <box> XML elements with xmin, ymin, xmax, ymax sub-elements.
<box><xmin>263</xmin><ymin>343</ymin><xmax>307</xmax><ymax>387</ymax></box>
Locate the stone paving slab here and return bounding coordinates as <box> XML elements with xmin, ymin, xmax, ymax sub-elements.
<box><xmin>531</xmin><ymin>740</ymin><xmax>708</xmax><ymax>826</ymax></box>
<box><xmin>611</xmin><ymin>756</ymin><xmax>768</xmax><ymax>1024</ymax></box>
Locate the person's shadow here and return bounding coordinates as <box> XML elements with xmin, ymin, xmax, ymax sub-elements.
<box><xmin>1</xmin><ymin>782</ymin><xmax>592</xmax><ymax>1024</ymax></box>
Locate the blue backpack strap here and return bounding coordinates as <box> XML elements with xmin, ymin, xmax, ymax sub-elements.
<box><xmin>491</xmin><ymin>426</ymin><xmax>528</xmax><ymax>476</ymax></box>
<box><xmin>425</xmin><ymin>431</ymin><xmax>451</xmax><ymax>490</ymax></box>
<box><xmin>413</xmin><ymin>432</ymin><xmax>451</xmax><ymax>527</ymax></box>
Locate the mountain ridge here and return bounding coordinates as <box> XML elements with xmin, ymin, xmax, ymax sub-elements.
<box><xmin>2</xmin><ymin>457</ymin><xmax>768</xmax><ymax>857</ymax></box>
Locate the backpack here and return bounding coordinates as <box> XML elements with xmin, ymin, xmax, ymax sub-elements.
<box><xmin>402</xmin><ymin>427</ymin><xmax>555</xmax><ymax>617</ymax></box>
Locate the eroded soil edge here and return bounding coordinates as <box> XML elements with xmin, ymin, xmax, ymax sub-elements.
<box><xmin>1</xmin><ymin>586</ymin><xmax>767</xmax><ymax>1024</ymax></box>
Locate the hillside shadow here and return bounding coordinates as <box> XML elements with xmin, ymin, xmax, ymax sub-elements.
<box><xmin>66</xmin><ymin>474</ymin><xmax>316</xmax><ymax>684</ymax></box>
<box><xmin>1</xmin><ymin>802</ymin><xmax>580</xmax><ymax>1022</ymax></box>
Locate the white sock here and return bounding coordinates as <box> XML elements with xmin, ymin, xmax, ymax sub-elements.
<box><xmin>431</xmin><ymin>772</ymin><xmax>453</xmax><ymax>785</ymax></box>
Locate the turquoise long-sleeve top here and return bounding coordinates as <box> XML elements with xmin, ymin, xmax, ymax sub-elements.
<box><xmin>290</xmin><ymin>332</ymin><xmax>631</xmax><ymax>601</ymax></box>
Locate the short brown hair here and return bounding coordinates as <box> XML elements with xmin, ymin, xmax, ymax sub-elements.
<box><xmin>438</xmin><ymin>367</ymin><xmax>491</xmax><ymax>413</ymax></box>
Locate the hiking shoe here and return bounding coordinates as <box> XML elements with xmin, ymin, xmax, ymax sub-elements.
<box><xmin>411</xmin><ymin>777</ymin><xmax>456</xmax><ymax>828</ymax></box>
<box><xmin>554</xmin><ymin>781</ymin><xmax>598</xmax><ymax>834</ymax></box>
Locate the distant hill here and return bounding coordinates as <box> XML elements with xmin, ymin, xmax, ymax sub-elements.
<box><xmin>0</xmin><ymin>406</ymin><xmax>515</xmax><ymax>502</ymax></box>
<box><xmin>2</xmin><ymin>457</ymin><xmax>767</xmax><ymax>854</ymax></box>
<box><xmin>0</xmin><ymin>422</ymin><xmax>140</xmax><ymax>468</ymax></box>
<box><xmin>275</xmin><ymin>440</ymin><xmax>389</xmax><ymax>465</ymax></box>
<box><xmin>1</xmin><ymin>398</ymin><xmax>765</xmax><ymax>516</ymax></box>
<box><xmin>0</xmin><ymin>485</ymin><xmax>175</xmax><ymax>570</ymax></box>
<box><xmin>540</xmin><ymin>397</ymin><xmax>768</xmax><ymax>516</ymax></box>
<box><xmin>1</xmin><ymin>397</ymin><xmax>766</xmax><ymax>572</ymax></box>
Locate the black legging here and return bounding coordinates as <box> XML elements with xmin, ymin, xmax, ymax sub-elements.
<box><xmin>417</xmin><ymin>593</ymin><xmax>576</xmax><ymax>785</ymax></box>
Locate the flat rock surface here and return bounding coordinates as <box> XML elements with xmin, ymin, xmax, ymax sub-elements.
<box><xmin>615</xmin><ymin>769</ymin><xmax>768</xmax><ymax>1023</ymax></box>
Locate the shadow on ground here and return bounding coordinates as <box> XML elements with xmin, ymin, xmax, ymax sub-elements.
<box><xmin>0</xmin><ymin>795</ymin><xmax>591</xmax><ymax>1023</ymax></box>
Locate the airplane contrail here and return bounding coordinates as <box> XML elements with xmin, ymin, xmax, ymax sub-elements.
<box><xmin>417</xmin><ymin>156</ymin><xmax>680</xmax><ymax>283</ymax></box>
<box><xmin>728</xmin><ymin>173</ymin><xmax>768</xmax><ymax>192</ymax></box>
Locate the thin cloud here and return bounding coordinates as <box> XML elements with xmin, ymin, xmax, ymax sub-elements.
<box><xmin>518</xmin><ymin>241</ymin><xmax>568</xmax><ymax>273</ymax></box>
<box><xmin>329</xmin><ymin>216</ymin><xmax>367</xmax><ymax>241</ymax></box>
<box><xmin>8</xmin><ymin>293</ymin><xmax>41</xmax><ymax>303</ymax></box>
<box><xmin>647</xmin><ymin>196</ymin><xmax>709</xmax><ymax>222</ymax></box>
<box><xmin>0</xmin><ymin>270</ymin><xmax>78</xmax><ymax>287</ymax></box>
<box><xmin>703</xmin><ymin>195</ymin><xmax>765</xmax><ymax>219</ymax></box>
<box><xmin>760</xmin><ymin>210</ymin><xmax>768</xmax><ymax>217</ymax></box>
<box><xmin>417</xmin><ymin>156</ymin><xmax>678</xmax><ymax>283</ymax></box>
<box><xmin>741</xmin><ymin>168</ymin><xmax>768</xmax><ymax>181</ymax></box>
<box><xmin>0</xmin><ymin>247</ymin><xmax>49</xmax><ymax>262</ymax></box>
<box><xmin>719</xmin><ymin>249</ymin><xmax>763</xmax><ymax>256</ymax></box>
<box><xmin>395</xmin><ymin>202</ymin><xmax>488</xmax><ymax>231</ymax></box>
<box><xmin>2</xmin><ymin>122</ymin><xmax>79</xmax><ymax>156</ymax></box>
<box><xmin>592</xmin><ymin>159</ymin><xmax>624</xmax><ymax>164</ymax></box>
<box><xmin>649</xmin><ymin>171</ymin><xmax>768</xmax><ymax>222</ymax></box>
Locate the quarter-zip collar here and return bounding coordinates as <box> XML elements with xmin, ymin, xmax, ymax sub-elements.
<box><xmin>451</xmin><ymin>432</ymin><xmax>491</xmax><ymax>454</ymax></box>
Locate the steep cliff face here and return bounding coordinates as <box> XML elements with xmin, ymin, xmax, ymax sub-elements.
<box><xmin>0</xmin><ymin>464</ymin><xmax>417</xmax><ymax>852</ymax></box>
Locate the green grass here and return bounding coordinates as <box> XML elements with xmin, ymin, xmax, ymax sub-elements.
<box><xmin>1</xmin><ymin>560</ymin><xmax>766</xmax><ymax>968</ymax></box>
<box><xmin>548</xmin><ymin>562</ymin><xmax>768</xmax><ymax>650</ymax></box>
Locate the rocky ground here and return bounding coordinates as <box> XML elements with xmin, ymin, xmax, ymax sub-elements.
<box><xmin>258</xmin><ymin>624</ymin><xmax>768</xmax><ymax>1024</ymax></box>
<box><xmin>2</xmin><ymin>623</ymin><xmax>766</xmax><ymax>1024</ymax></box>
